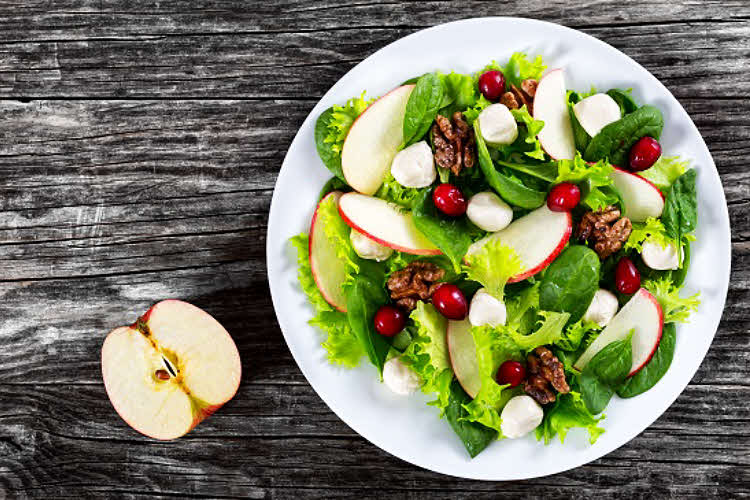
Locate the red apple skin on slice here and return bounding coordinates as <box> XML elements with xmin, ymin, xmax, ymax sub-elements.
<box><xmin>338</xmin><ymin>192</ymin><xmax>441</xmax><ymax>256</ymax></box>
<box><xmin>534</xmin><ymin>69</ymin><xmax>576</xmax><ymax>160</ymax></box>
<box><xmin>574</xmin><ymin>288</ymin><xmax>664</xmax><ymax>376</ymax></box>
<box><xmin>610</xmin><ymin>167</ymin><xmax>665</xmax><ymax>222</ymax></box>
<box><xmin>309</xmin><ymin>191</ymin><xmax>348</xmax><ymax>312</ymax></box>
<box><xmin>101</xmin><ymin>300</ymin><xmax>241</xmax><ymax>440</ymax></box>
<box><xmin>447</xmin><ymin>319</ymin><xmax>481</xmax><ymax>398</ymax></box>
<box><xmin>466</xmin><ymin>205</ymin><xmax>572</xmax><ymax>283</ymax></box>
<box><xmin>341</xmin><ymin>85</ymin><xmax>415</xmax><ymax>195</ymax></box>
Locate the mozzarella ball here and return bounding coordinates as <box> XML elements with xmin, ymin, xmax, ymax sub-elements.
<box><xmin>382</xmin><ymin>356</ymin><xmax>421</xmax><ymax>396</ymax></box>
<box><xmin>466</xmin><ymin>191</ymin><xmax>514</xmax><ymax>232</ymax></box>
<box><xmin>500</xmin><ymin>395</ymin><xmax>544</xmax><ymax>439</ymax></box>
<box><xmin>469</xmin><ymin>288</ymin><xmax>507</xmax><ymax>327</ymax></box>
<box><xmin>641</xmin><ymin>240</ymin><xmax>681</xmax><ymax>270</ymax></box>
<box><xmin>390</xmin><ymin>140</ymin><xmax>436</xmax><ymax>188</ymax></box>
<box><xmin>573</xmin><ymin>93</ymin><xmax>622</xmax><ymax>137</ymax></box>
<box><xmin>477</xmin><ymin>103</ymin><xmax>519</xmax><ymax>147</ymax></box>
<box><xmin>350</xmin><ymin>229</ymin><xmax>393</xmax><ymax>262</ymax></box>
<box><xmin>583</xmin><ymin>288</ymin><xmax>619</xmax><ymax>327</ymax></box>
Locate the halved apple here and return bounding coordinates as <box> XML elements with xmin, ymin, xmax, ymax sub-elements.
<box><xmin>341</xmin><ymin>84</ymin><xmax>415</xmax><ymax>195</ymax></box>
<box><xmin>447</xmin><ymin>319</ymin><xmax>481</xmax><ymax>398</ymax></box>
<box><xmin>466</xmin><ymin>205</ymin><xmax>572</xmax><ymax>283</ymax></box>
<box><xmin>309</xmin><ymin>191</ymin><xmax>348</xmax><ymax>312</ymax></box>
<box><xmin>102</xmin><ymin>300</ymin><xmax>242</xmax><ymax>440</ymax></box>
<box><xmin>574</xmin><ymin>288</ymin><xmax>663</xmax><ymax>376</ymax></box>
<box><xmin>338</xmin><ymin>192</ymin><xmax>441</xmax><ymax>255</ymax></box>
<box><xmin>534</xmin><ymin>69</ymin><xmax>576</xmax><ymax>160</ymax></box>
<box><xmin>610</xmin><ymin>167</ymin><xmax>665</xmax><ymax>222</ymax></box>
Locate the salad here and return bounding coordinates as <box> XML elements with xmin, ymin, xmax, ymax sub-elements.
<box><xmin>290</xmin><ymin>52</ymin><xmax>700</xmax><ymax>458</ymax></box>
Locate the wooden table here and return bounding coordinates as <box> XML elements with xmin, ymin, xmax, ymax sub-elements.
<box><xmin>1</xmin><ymin>2</ymin><xmax>747</xmax><ymax>497</ymax></box>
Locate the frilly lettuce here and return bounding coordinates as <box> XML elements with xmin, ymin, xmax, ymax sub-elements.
<box><xmin>510</xmin><ymin>105</ymin><xmax>546</xmax><ymax>160</ymax></box>
<box><xmin>536</xmin><ymin>391</ymin><xmax>605</xmax><ymax>445</ymax></box>
<box><xmin>375</xmin><ymin>171</ymin><xmax>424</xmax><ymax>209</ymax></box>
<box><xmin>402</xmin><ymin>302</ymin><xmax>454</xmax><ymax>411</ymax></box>
<box><xmin>624</xmin><ymin>217</ymin><xmax>675</xmax><ymax>253</ymax></box>
<box><xmin>463</xmin><ymin>239</ymin><xmax>524</xmax><ymax>299</ymax></box>
<box><xmin>643</xmin><ymin>278</ymin><xmax>700</xmax><ymax>324</ymax></box>
<box><xmin>555</xmin><ymin>154</ymin><xmax>617</xmax><ymax>211</ymax></box>
<box><xmin>324</xmin><ymin>92</ymin><xmax>372</xmax><ymax>154</ymax></box>
<box><xmin>316</xmin><ymin>193</ymin><xmax>361</xmax><ymax>283</ymax></box>
<box><xmin>438</xmin><ymin>72</ymin><xmax>478</xmax><ymax>116</ymax></box>
<box><xmin>640</xmin><ymin>156</ymin><xmax>689</xmax><ymax>193</ymax></box>
<box><xmin>507</xmin><ymin>311</ymin><xmax>570</xmax><ymax>351</ymax></box>
<box><xmin>555</xmin><ymin>318</ymin><xmax>601</xmax><ymax>352</ymax></box>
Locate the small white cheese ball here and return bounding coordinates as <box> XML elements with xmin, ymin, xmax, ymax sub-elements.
<box><xmin>641</xmin><ymin>240</ymin><xmax>681</xmax><ymax>271</ymax></box>
<box><xmin>390</xmin><ymin>140</ymin><xmax>436</xmax><ymax>188</ymax></box>
<box><xmin>477</xmin><ymin>103</ymin><xmax>519</xmax><ymax>146</ymax></box>
<box><xmin>573</xmin><ymin>93</ymin><xmax>622</xmax><ymax>137</ymax></box>
<box><xmin>382</xmin><ymin>356</ymin><xmax>420</xmax><ymax>396</ymax></box>
<box><xmin>469</xmin><ymin>288</ymin><xmax>507</xmax><ymax>327</ymax></box>
<box><xmin>350</xmin><ymin>229</ymin><xmax>393</xmax><ymax>262</ymax></box>
<box><xmin>466</xmin><ymin>191</ymin><xmax>514</xmax><ymax>232</ymax></box>
<box><xmin>500</xmin><ymin>395</ymin><xmax>544</xmax><ymax>439</ymax></box>
<box><xmin>583</xmin><ymin>288</ymin><xmax>619</xmax><ymax>327</ymax></box>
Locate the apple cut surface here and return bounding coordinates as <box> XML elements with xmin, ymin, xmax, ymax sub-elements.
<box><xmin>447</xmin><ymin>319</ymin><xmax>481</xmax><ymax>398</ymax></box>
<box><xmin>338</xmin><ymin>192</ymin><xmax>441</xmax><ymax>255</ymax></box>
<box><xmin>610</xmin><ymin>167</ymin><xmax>665</xmax><ymax>222</ymax></box>
<box><xmin>574</xmin><ymin>288</ymin><xmax>663</xmax><ymax>376</ymax></box>
<box><xmin>466</xmin><ymin>205</ymin><xmax>572</xmax><ymax>282</ymax></box>
<box><xmin>534</xmin><ymin>69</ymin><xmax>576</xmax><ymax>160</ymax></box>
<box><xmin>309</xmin><ymin>191</ymin><xmax>348</xmax><ymax>312</ymax></box>
<box><xmin>101</xmin><ymin>300</ymin><xmax>241</xmax><ymax>440</ymax></box>
<box><xmin>341</xmin><ymin>84</ymin><xmax>415</xmax><ymax>195</ymax></box>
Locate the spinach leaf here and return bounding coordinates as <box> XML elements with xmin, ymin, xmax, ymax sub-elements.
<box><xmin>580</xmin><ymin>335</ymin><xmax>632</xmax><ymax>414</ymax></box>
<box><xmin>539</xmin><ymin>246</ymin><xmax>601</xmax><ymax>323</ymax></box>
<box><xmin>495</xmin><ymin>159</ymin><xmax>558</xmax><ymax>183</ymax></box>
<box><xmin>402</xmin><ymin>73</ymin><xmax>444</xmax><ymax>148</ymax></box>
<box><xmin>317</xmin><ymin>176</ymin><xmax>349</xmax><ymax>201</ymax></box>
<box><xmin>583</xmin><ymin>105</ymin><xmax>664</xmax><ymax>166</ymax></box>
<box><xmin>662</xmin><ymin>169</ymin><xmax>698</xmax><ymax>263</ymax></box>
<box><xmin>412</xmin><ymin>190</ymin><xmax>474</xmax><ymax>272</ymax></box>
<box><xmin>671</xmin><ymin>241</ymin><xmax>691</xmax><ymax>287</ymax></box>
<box><xmin>617</xmin><ymin>323</ymin><xmax>676</xmax><ymax>398</ymax></box>
<box><xmin>345</xmin><ymin>274</ymin><xmax>391</xmax><ymax>375</ymax></box>
<box><xmin>445</xmin><ymin>380</ymin><xmax>497</xmax><ymax>458</ymax></box>
<box><xmin>314</xmin><ymin>107</ymin><xmax>346</xmax><ymax>181</ymax></box>
<box><xmin>474</xmin><ymin>120</ymin><xmax>546</xmax><ymax>209</ymax></box>
<box><xmin>566</xmin><ymin>92</ymin><xmax>591</xmax><ymax>152</ymax></box>
<box><xmin>606</xmin><ymin>88</ymin><xmax>639</xmax><ymax>115</ymax></box>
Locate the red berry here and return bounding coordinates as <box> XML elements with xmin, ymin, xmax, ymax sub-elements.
<box><xmin>496</xmin><ymin>360</ymin><xmax>526</xmax><ymax>387</ymax></box>
<box><xmin>478</xmin><ymin>70</ymin><xmax>506</xmax><ymax>101</ymax></box>
<box><xmin>373</xmin><ymin>305</ymin><xmax>406</xmax><ymax>337</ymax></box>
<box><xmin>433</xmin><ymin>183</ymin><xmax>467</xmax><ymax>216</ymax></box>
<box><xmin>615</xmin><ymin>257</ymin><xmax>641</xmax><ymax>294</ymax></box>
<box><xmin>547</xmin><ymin>182</ymin><xmax>581</xmax><ymax>212</ymax></box>
<box><xmin>431</xmin><ymin>284</ymin><xmax>468</xmax><ymax>320</ymax></box>
<box><xmin>629</xmin><ymin>136</ymin><xmax>662</xmax><ymax>171</ymax></box>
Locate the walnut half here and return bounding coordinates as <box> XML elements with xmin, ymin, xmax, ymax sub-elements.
<box><xmin>576</xmin><ymin>205</ymin><xmax>633</xmax><ymax>260</ymax></box>
<box><xmin>386</xmin><ymin>261</ymin><xmax>445</xmax><ymax>311</ymax></box>
<box><xmin>523</xmin><ymin>347</ymin><xmax>570</xmax><ymax>405</ymax></box>
<box><xmin>431</xmin><ymin>112</ymin><xmax>475</xmax><ymax>176</ymax></box>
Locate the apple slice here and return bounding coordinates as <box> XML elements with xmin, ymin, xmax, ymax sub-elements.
<box><xmin>341</xmin><ymin>84</ymin><xmax>415</xmax><ymax>195</ymax></box>
<box><xmin>309</xmin><ymin>191</ymin><xmax>348</xmax><ymax>312</ymax></box>
<box><xmin>101</xmin><ymin>300</ymin><xmax>242</xmax><ymax>440</ymax></box>
<box><xmin>447</xmin><ymin>319</ymin><xmax>481</xmax><ymax>398</ymax></box>
<box><xmin>338</xmin><ymin>192</ymin><xmax>441</xmax><ymax>255</ymax></box>
<box><xmin>610</xmin><ymin>167</ymin><xmax>665</xmax><ymax>222</ymax></box>
<box><xmin>574</xmin><ymin>288</ymin><xmax>663</xmax><ymax>376</ymax></box>
<box><xmin>573</xmin><ymin>93</ymin><xmax>622</xmax><ymax>137</ymax></box>
<box><xmin>534</xmin><ymin>69</ymin><xmax>576</xmax><ymax>160</ymax></box>
<box><xmin>466</xmin><ymin>205</ymin><xmax>572</xmax><ymax>283</ymax></box>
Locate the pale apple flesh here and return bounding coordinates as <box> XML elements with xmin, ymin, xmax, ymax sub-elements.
<box><xmin>610</xmin><ymin>167</ymin><xmax>665</xmax><ymax>222</ymax></box>
<box><xmin>534</xmin><ymin>69</ymin><xmax>576</xmax><ymax>160</ymax></box>
<box><xmin>447</xmin><ymin>319</ymin><xmax>481</xmax><ymax>398</ymax></box>
<box><xmin>466</xmin><ymin>205</ymin><xmax>572</xmax><ymax>282</ymax></box>
<box><xmin>574</xmin><ymin>288</ymin><xmax>663</xmax><ymax>376</ymax></box>
<box><xmin>101</xmin><ymin>300</ymin><xmax>241</xmax><ymax>440</ymax></box>
<box><xmin>309</xmin><ymin>191</ymin><xmax>348</xmax><ymax>312</ymax></box>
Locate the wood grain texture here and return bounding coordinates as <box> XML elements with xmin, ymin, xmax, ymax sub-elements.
<box><xmin>0</xmin><ymin>1</ymin><xmax>748</xmax><ymax>498</ymax></box>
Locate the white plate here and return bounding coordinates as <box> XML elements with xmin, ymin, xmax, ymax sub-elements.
<box><xmin>266</xmin><ymin>17</ymin><xmax>731</xmax><ymax>480</ymax></box>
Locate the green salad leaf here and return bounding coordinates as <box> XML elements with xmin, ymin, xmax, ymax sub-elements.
<box><xmin>315</xmin><ymin>108</ymin><xmax>346</xmax><ymax>181</ymax></box>
<box><xmin>643</xmin><ymin>278</ymin><xmax>700</xmax><ymax>324</ymax></box>
<box><xmin>580</xmin><ymin>334</ymin><xmax>632</xmax><ymax>414</ymax></box>
<box><xmin>375</xmin><ymin>171</ymin><xmax>424</xmax><ymax>209</ymax></box>
<box><xmin>539</xmin><ymin>245</ymin><xmax>601</xmax><ymax>323</ymax></box>
<box><xmin>662</xmin><ymin>169</ymin><xmax>698</xmax><ymax>265</ymax></box>
<box><xmin>536</xmin><ymin>391</ymin><xmax>605</xmax><ymax>445</ymax></box>
<box><xmin>510</xmin><ymin>105</ymin><xmax>546</xmax><ymax>160</ymax></box>
<box><xmin>445</xmin><ymin>380</ymin><xmax>498</xmax><ymax>457</ymax></box>
<box><xmin>618</xmin><ymin>323</ymin><xmax>676</xmax><ymax>398</ymax></box>
<box><xmin>640</xmin><ymin>156</ymin><xmax>689</xmax><ymax>193</ymax></box>
<box><xmin>624</xmin><ymin>217</ymin><xmax>675</xmax><ymax>253</ymax></box>
<box><xmin>555</xmin><ymin>154</ymin><xmax>617</xmax><ymax>211</ymax></box>
<box><xmin>583</xmin><ymin>105</ymin><xmax>664</xmax><ymax>166</ymax></box>
<box><xmin>606</xmin><ymin>88</ymin><xmax>639</xmax><ymax>115</ymax></box>
<box><xmin>345</xmin><ymin>274</ymin><xmax>391</xmax><ymax>375</ymax></box>
<box><xmin>555</xmin><ymin>319</ymin><xmax>601</xmax><ymax>353</ymax></box>
<box><xmin>403</xmin><ymin>73</ymin><xmax>444</xmax><ymax>147</ymax></box>
<box><xmin>438</xmin><ymin>72</ymin><xmax>478</xmax><ymax>116</ymax></box>
<box><xmin>463</xmin><ymin>239</ymin><xmax>524</xmax><ymax>299</ymax></box>
<box><xmin>324</xmin><ymin>92</ymin><xmax>372</xmax><ymax>155</ymax></box>
<box><xmin>503</xmin><ymin>52</ymin><xmax>547</xmax><ymax>87</ymax></box>
<box><xmin>566</xmin><ymin>90</ymin><xmax>591</xmax><ymax>152</ymax></box>
<box><xmin>507</xmin><ymin>311</ymin><xmax>570</xmax><ymax>351</ymax></box>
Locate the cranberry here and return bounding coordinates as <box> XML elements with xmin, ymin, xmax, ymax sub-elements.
<box><xmin>373</xmin><ymin>305</ymin><xmax>406</xmax><ymax>337</ymax></box>
<box><xmin>629</xmin><ymin>136</ymin><xmax>662</xmax><ymax>171</ymax></box>
<box><xmin>478</xmin><ymin>70</ymin><xmax>506</xmax><ymax>101</ymax></box>
<box><xmin>496</xmin><ymin>360</ymin><xmax>526</xmax><ymax>387</ymax></box>
<box><xmin>547</xmin><ymin>182</ymin><xmax>581</xmax><ymax>212</ymax></box>
<box><xmin>615</xmin><ymin>257</ymin><xmax>641</xmax><ymax>294</ymax></box>
<box><xmin>433</xmin><ymin>183</ymin><xmax>467</xmax><ymax>217</ymax></box>
<box><xmin>431</xmin><ymin>284</ymin><xmax>468</xmax><ymax>320</ymax></box>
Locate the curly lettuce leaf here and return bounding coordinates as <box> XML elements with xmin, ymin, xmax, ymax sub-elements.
<box><xmin>462</xmin><ymin>239</ymin><xmax>524</xmax><ymax>299</ymax></box>
<box><xmin>462</xmin><ymin>94</ymin><xmax>493</xmax><ymax>124</ymax></box>
<box><xmin>643</xmin><ymin>278</ymin><xmax>700</xmax><ymax>324</ymax></box>
<box><xmin>290</xmin><ymin>234</ymin><xmax>364</xmax><ymax>367</ymax></box>
<box><xmin>461</xmin><ymin>326</ymin><xmax>523</xmax><ymax>435</ymax></box>
<box><xmin>555</xmin><ymin>154</ymin><xmax>617</xmax><ymax>211</ymax></box>
<box><xmin>324</xmin><ymin>92</ymin><xmax>372</xmax><ymax>154</ymax></box>
<box><xmin>640</xmin><ymin>156</ymin><xmax>689</xmax><ymax>193</ymax></box>
<box><xmin>624</xmin><ymin>217</ymin><xmax>675</xmax><ymax>253</ymax></box>
<box><xmin>555</xmin><ymin>319</ymin><xmax>601</xmax><ymax>352</ymax></box>
<box><xmin>503</xmin><ymin>52</ymin><xmax>547</xmax><ymax>87</ymax></box>
<box><xmin>402</xmin><ymin>302</ymin><xmax>454</xmax><ymax>411</ymax></box>
<box><xmin>438</xmin><ymin>72</ymin><xmax>478</xmax><ymax>116</ymax></box>
<box><xmin>510</xmin><ymin>105</ymin><xmax>546</xmax><ymax>160</ymax></box>
<box><xmin>375</xmin><ymin>171</ymin><xmax>424</xmax><ymax>209</ymax></box>
<box><xmin>507</xmin><ymin>311</ymin><xmax>570</xmax><ymax>351</ymax></box>
<box><xmin>505</xmin><ymin>283</ymin><xmax>540</xmax><ymax>327</ymax></box>
<box><xmin>536</xmin><ymin>391</ymin><xmax>605</xmax><ymax>445</ymax></box>
<box><xmin>316</xmin><ymin>192</ymin><xmax>361</xmax><ymax>283</ymax></box>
